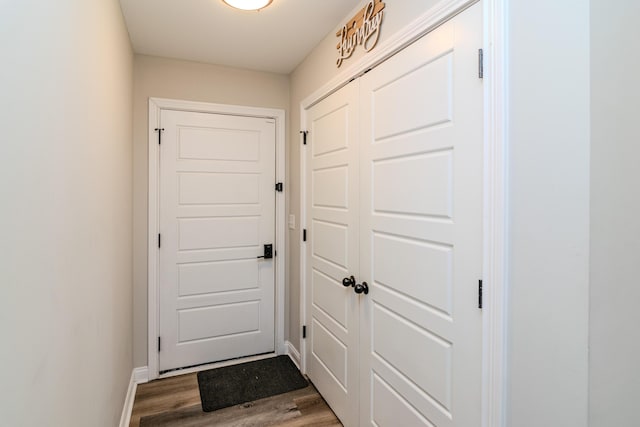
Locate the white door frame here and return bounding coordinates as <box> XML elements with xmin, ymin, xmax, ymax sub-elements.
<box><xmin>148</xmin><ymin>97</ymin><xmax>287</xmax><ymax>380</ymax></box>
<box><xmin>299</xmin><ymin>0</ymin><xmax>507</xmax><ymax>425</ymax></box>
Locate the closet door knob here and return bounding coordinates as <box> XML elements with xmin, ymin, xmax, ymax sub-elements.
<box><xmin>354</xmin><ymin>281</ymin><xmax>369</xmax><ymax>295</ymax></box>
<box><xmin>342</xmin><ymin>276</ymin><xmax>356</xmax><ymax>287</ymax></box>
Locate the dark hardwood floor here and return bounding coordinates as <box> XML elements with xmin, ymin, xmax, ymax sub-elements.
<box><xmin>129</xmin><ymin>371</ymin><xmax>342</xmax><ymax>426</ymax></box>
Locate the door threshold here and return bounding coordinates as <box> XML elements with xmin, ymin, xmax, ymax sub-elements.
<box><xmin>158</xmin><ymin>352</ymin><xmax>277</xmax><ymax>380</ymax></box>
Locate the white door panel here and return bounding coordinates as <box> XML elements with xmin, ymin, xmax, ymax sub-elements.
<box><xmin>178</xmin><ymin>173</ymin><xmax>260</xmax><ymax>205</ymax></box>
<box><xmin>372</xmin><ymin>373</ymin><xmax>436</xmax><ymax>427</ymax></box>
<box><xmin>372</xmin><ymin>232</ymin><xmax>453</xmax><ymax>315</ymax></box>
<box><xmin>178</xmin><ymin>259</ymin><xmax>259</xmax><ymax>296</ymax></box>
<box><xmin>372</xmin><ymin>52</ymin><xmax>453</xmax><ymax>140</ymax></box>
<box><xmin>312</xmin><ymin>166</ymin><xmax>349</xmax><ymax>208</ymax></box>
<box><xmin>312</xmin><ymin>269</ymin><xmax>349</xmax><ymax>328</ymax></box>
<box><xmin>359</xmin><ymin>5</ymin><xmax>483</xmax><ymax>427</ymax></box>
<box><xmin>305</xmin><ymin>82</ymin><xmax>360</xmax><ymax>427</ymax></box>
<box><xmin>372</xmin><ymin>151</ymin><xmax>453</xmax><ymax>217</ymax></box>
<box><xmin>159</xmin><ymin>110</ymin><xmax>276</xmax><ymax>372</ymax></box>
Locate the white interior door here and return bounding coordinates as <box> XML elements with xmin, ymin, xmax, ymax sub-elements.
<box><xmin>305</xmin><ymin>81</ymin><xmax>360</xmax><ymax>427</ymax></box>
<box><xmin>159</xmin><ymin>110</ymin><xmax>276</xmax><ymax>372</ymax></box>
<box><xmin>358</xmin><ymin>4</ymin><xmax>483</xmax><ymax>426</ymax></box>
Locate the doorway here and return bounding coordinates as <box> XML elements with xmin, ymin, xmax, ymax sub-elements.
<box><xmin>147</xmin><ymin>99</ymin><xmax>286</xmax><ymax>378</ymax></box>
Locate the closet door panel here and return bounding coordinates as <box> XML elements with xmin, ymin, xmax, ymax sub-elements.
<box><xmin>359</xmin><ymin>4</ymin><xmax>484</xmax><ymax>426</ymax></box>
<box><xmin>305</xmin><ymin>81</ymin><xmax>361</xmax><ymax>427</ymax></box>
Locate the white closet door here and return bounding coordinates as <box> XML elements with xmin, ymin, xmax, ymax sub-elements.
<box><xmin>358</xmin><ymin>4</ymin><xmax>483</xmax><ymax>427</ymax></box>
<box><xmin>305</xmin><ymin>81</ymin><xmax>361</xmax><ymax>427</ymax></box>
<box><xmin>159</xmin><ymin>110</ymin><xmax>276</xmax><ymax>372</ymax></box>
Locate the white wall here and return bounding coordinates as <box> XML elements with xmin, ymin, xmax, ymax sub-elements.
<box><xmin>589</xmin><ymin>1</ymin><xmax>640</xmax><ymax>425</ymax></box>
<box><xmin>132</xmin><ymin>55</ymin><xmax>289</xmax><ymax>367</ymax></box>
<box><xmin>506</xmin><ymin>1</ymin><xmax>590</xmax><ymax>425</ymax></box>
<box><xmin>0</xmin><ymin>1</ymin><xmax>134</xmax><ymax>425</ymax></box>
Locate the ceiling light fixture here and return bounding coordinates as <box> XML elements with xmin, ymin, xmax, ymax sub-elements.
<box><xmin>222</xmin><ymin>0</ymin><xmax>273</xmax><ymax>11</ymax></box>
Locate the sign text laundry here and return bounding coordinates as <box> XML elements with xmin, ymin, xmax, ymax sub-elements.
<box><xmin>336</xmin><ymin>0</ymin><xmax>385</xmax><ymax>68</ymax></box>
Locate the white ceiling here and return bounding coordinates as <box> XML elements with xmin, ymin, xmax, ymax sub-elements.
<box><xmin>119</xmin><ymin>0</ymin><xmax>362</xmax><ymax>74</ymax></box>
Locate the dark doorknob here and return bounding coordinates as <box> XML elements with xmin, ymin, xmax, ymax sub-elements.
<box><xmin>342</xmin><ymin>276</ymin><xmax>355</xmax><ymax>287</ymax></box>
<box><xmin>354</xmin><ymin>281</ymin><xmax>369</xmax><ymax>295</ymax></box>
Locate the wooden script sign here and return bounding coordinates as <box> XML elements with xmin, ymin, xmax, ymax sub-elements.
<box><xmin>336</xmin><ymin>0</ymin><xmax>386</xmax><ymax>68</ymax></box>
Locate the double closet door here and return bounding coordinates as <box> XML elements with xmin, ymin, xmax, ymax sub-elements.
<box><xmin>305</xmin><ymin>4</ymin><xmax>483</xmax><ymax>427</ymax></box>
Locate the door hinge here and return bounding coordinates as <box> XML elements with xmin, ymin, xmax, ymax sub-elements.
<box><xmin>300</xmin><ymin>130</ymin><xmax>308</xmax><ymax>145</ymax></box>
<box><xmin>478</xmin><ymin>279</ymin><xmax>483</xmax><ymax>309</ymax></box>
<box><xmin>302</xmin><ymin>325</ymin><xmax>307</xmax><ymax>339</ymax></box>
<box><xmin>154</xmin><ymin>127</ymin><xmax>165</xmax><ymax>145</ymax></box>
<box><xmin>158</xmin><ymin>233</ymin><xmax>161</xmax><ymax>248</ymax></box>
<box><xmin>303</xmin><ymin>229</ymin><xmax>307</xmax><ymax>242</ymax></box>
<box><xmin>158</xmin><ymin>337</ymin><xmax>161</xmax><ymax>352</ymax></box>
<box><xmin>478</xmin><ymin>49</ymin><xmax>484</xmax><ymax>79</ymax></box>
<box><xmin>275</xmin><ymin>182</ymin><xmax>283</xmax><ymax>192</ymax></box>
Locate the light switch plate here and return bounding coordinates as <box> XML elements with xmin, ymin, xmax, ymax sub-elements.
<box><xmin>288</xmin><ymin>214</ymin><xmax>296</xmax><ymax>230</ymax></box>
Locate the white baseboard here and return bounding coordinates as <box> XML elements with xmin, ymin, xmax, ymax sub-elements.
<box><xmin>286</xmin><ymin>341</ymin><xmax>301</xmax><ymax>370</ymax></box>
<box><xmin>119</xmin><ymin>367</ymin><xmax>149</xmax><ymax>427</ymax></box>
<box><xmin>119</xmin><ymin>371</ymin><xmax>137</xmax><ymax>427</ymax></box>
<box><xmin>133</xmin><ymin>366</ymin><xmax>149</xmax><ymax>384</ymax></box>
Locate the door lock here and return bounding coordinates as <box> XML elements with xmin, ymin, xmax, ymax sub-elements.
<box><xmin>257</xmin><ymin>244</ymin><xmax>273</xmax><ymax>259</ymax></box>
